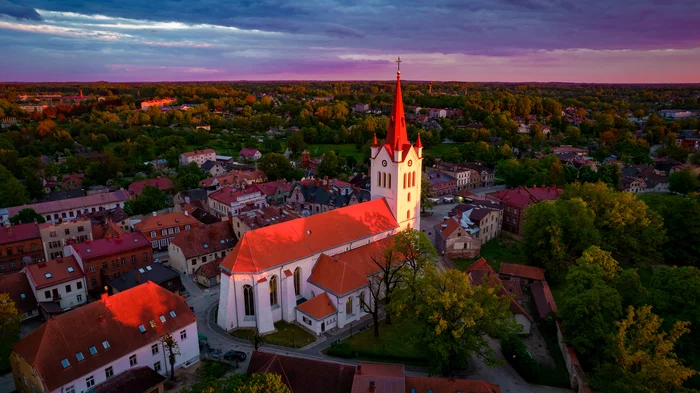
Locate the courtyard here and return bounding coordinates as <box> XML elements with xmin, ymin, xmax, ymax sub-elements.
<box><xmin>230</xmin><ymin>321</ymin><xmax>316</xmax><ymax>349</ymax></box>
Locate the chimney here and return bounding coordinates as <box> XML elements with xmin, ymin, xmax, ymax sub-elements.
<box><xmin>185</xmin><ymin>210</ymin><xmax>189</xmax><ymax>216</ymax></box>
<box><xmin>369</xmin><ymin>381</ymin><xmax>376</xmax><ymax>393</ymax></box>
<box><xmin>356</xmin><ymin>365</ymin><xmax>362</xmax><ymax>375</ymax></box>
<box><xmin>136</xmin><ymin>270</ymin><xmax>141</xmax><ymax>284</ymax></box>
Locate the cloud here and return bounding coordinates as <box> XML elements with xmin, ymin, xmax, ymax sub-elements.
<box><xmin>0</xmin><ymin>0</ymin><xmax>41</xmax><ymax>20</ymax></box>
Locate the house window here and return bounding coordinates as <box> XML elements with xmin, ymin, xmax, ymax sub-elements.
<box><xmin>403</xmin><ymin>173</ymin><xmax>407</xmax><ymax>188</ymax></box>
<box><xmin>86</xmin><ymin>376</ymin><xmax>95</xmax><ymax>388</ymax></box>
<box><xmin>180</xmin><ymin>330</ymin><xmax>187</xmax><ymax>340</ymax></box>
<box><xmin>377</xmin><ymin>172</ymin><xmax>381</xmax><ymax>187</ymax></box>
<box><xmin>185</xmin><ymin>225</ymin><xmax>191</xmax><ymax>230</ymax></box>
<box><xmin>175</xmin><ymin>227</ymin><xmax>180</xmax><ymax>233</ymax></box>
<box><xmin>412</xmin><ymin>172</ymin><xmax>416</xmax><ymax>187</ymax></box>
<box><xmin>65</xmin><ymin>284</ymin><xmax>72</xmax><ymax>293</ymax></box>
<box><xmin>294</xmin><ymin>267</ymin><xmax>301</xmax><ymax>296</ymax></box>
<box><xmin>131</xmin><ymin>255</ymin><xmax>136</xmax><ymax>263</ymax></box>
<box><xmin>191</xmin><ymin>259</ymin><xmax>197</xmax><ymax>266</ymax></box>
<box><xmin>129</xmin><ymin>355</ymin><xmax>137</xmax><ymax>367</ymax></box>
<box><xmin>105</xmin><ymin>366</ymin><xmax>114</xmax><ymax>379</ymax></box>
<box><xmin>382</xmin><ymin>172</ymin><xmax>386</xmax><ymax>188</ymax></box>
<box><xmin>102</xmin><ymin>340</ymin><xmax>110</xmax><ymax>349</ymax></box>
<box><xmin>77</xmin><ymin>294</ymin><xmax>82</xmax><ymax>302</ymax></box>
<box><xmin>346</xmin><ymin>297</ymin><xmax>353</xmax><ymax>316</ymax></box>
<box><xmin>388</xmin><ymin>173</ymin><xmax>391</xmax><ymax>189</ymax></box>
<box><xmin>407</xmin><ymin>192</ymin><xmax>411</xmax><ymax>202</ymax></box>
<box><xmin>144</xmin><ymin>253</ymin><xmax>148</xmax><ymax>261</ymax></box>
<box><xmin>269</xmin><ymin>275</ymin><xmax>278</xmax><ymax>306</ymax></box>
<box><xmin>154</xmin><ymin>361</ymin><xmax>162</xmax><ymax>372</ymax></box>
<box><xmin>91</xmin><ymin>278</ymin><xmax>97</xmax><ymax>287</ymax></box>
<box><xmin>360</xmin><ymin>291</ymin><xmax>367</xmax><ymax>312</ymax></box>
<box><xmin>168</xmin><ymin>228</ymin><xmax>174</xmax><ymax>235</ymax></box>
<box><xmin>407</xmin><ymin>210</ymin><xmax>410</xmax><ymax>220</ymax></box>
<box><xmin>243</xmin><ymin>285</ymin><xmax>255</xmax><ymax>316</ymax></box>
<box><xmin>66</xmin><ymin>386</ymin><xmax>75</xmax><ymax>393</ymax></box>
<box><xmin>44</xmin><ymin>290</ymin><xmax>51</xmax><ymax>299</ymax></box>
<box><xmin>65</xmin><ymin>228</ymin><xmax>70</xmax><ymax>235</ymax></box>
<box><xmin>152</xmin><ymin>344</ymin><xmax>159</xmax><ymax>355</ymax></box>
<box><xmin>150</xmin><ymin>231</ymin><xmax>156</xmax><ymax>238</ymax></box>
<box><xmin>78</xmin><ymin>226</ymin><xmax>84</xmax><ymax>232</ymax></box>
<box><xmin>89</xmin><ymin>346</ymin><xmax>97</xmax><ymax>355</ymax></box>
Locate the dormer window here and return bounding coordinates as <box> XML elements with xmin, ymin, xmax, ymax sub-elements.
<box><xmin>20</xmin><ymin>294</ymin><xmax>25</xmax><ymax>299</ymax></box>
<box><xmin>146</xmin><ymin>266</ymin><xmax>152</xmax><ymax>271</ymax></box>
<box><xmin>149</xmin><ymin>320</ymin><xmax>156</xmax><ymax>328</ymax></box>
<box><xmin>138</xmin><ymin>325</ymin><xmax>146</xmax><ymax>333</ymax></box>
<box><xmin>102</xmin><ymin>340</ymin><xmax>110</xmax><ymax>349</ymax></box>
<box><xmin>76</xmin><ymin>352</ymin><xmax>84</xmax><ymax>361</ymax></box>
<box><xmin>67</xmin><ymin>267</ymin><xmax>74</xmax><ymax>273</ymax></box>
<box><xmin>89</xmin><ymin>346</ymin><xmax>97</xmax><ymax>355</ymax></box>
<box><xmin>159</xmin><ymin>315</ymin><xmax>166</xmax><ymax>323</ymax></box>
<box><xmin>61</xmin><ymin>359</ymin><xmax>70</xmax><ymax>368</ymax></box>
<box><xmin>169</xmin><ymin>311</ymin><xmax>176</xmax><ymax>318</ymax></box>
<box><xmin>45</xmin><ymin>273</ymin><xmax>52</xmax><ymax>279</ymax></box>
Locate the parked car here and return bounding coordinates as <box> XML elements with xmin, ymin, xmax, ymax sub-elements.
<box><xmin>224</xmin><ymin>350</ymin><xmax>247</xmax><ymax>362</ymax></box>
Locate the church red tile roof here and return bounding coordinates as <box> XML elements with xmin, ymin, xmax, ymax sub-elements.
<box><xmin>220</xmin><ymin>198</ymin><xmax>398</xmax><ymax>274</ymax></box>
<box><xmin>499</xmin><ymin>262</ymin><xmax>546</xmax><ymax>281</ymax></box>
<box><xmin>25</xmin><ymin>255</ymin><xmax>84</xmax><ymax>290</ymax></box>
<box><xmin>296</xmin><ymin>292</ymin><xmax>337</xmax><ymax>320</ymax></box>
<box><xmin>12</xmin><ymin>282</ymin><xmax>196</xmax><ymax>392</ymax></box>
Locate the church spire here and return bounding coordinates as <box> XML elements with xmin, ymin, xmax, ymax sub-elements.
<box><xmin>386</xmin><ymin>57</ymin><xmax>408</xmax><ymax>152</ymax></box>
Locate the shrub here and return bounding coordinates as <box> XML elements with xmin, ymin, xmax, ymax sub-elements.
<box><xmin>327</xmin><ymin>342</ymin><xmax>353</xmax><ymax>358</ymax></box>
<box><xmin>501</xmin><ymin>334</ymin><xmax>538</xmax><ymax>381</ymax></box>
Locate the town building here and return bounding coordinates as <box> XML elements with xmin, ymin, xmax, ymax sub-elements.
<box><xmin>86</xmin><ymin>207</ymin><xmax>131</xmax><ymax>237</ymax></box>
<box><xmin>11</xmin><ymin>282</ymin><xmax>198</xmax><ymax>393</ymax></box>
<box><xmin>460</xmin><ymin>162</ymin><xmax>495</xmax><ymax>188</ymax></box>
<box><xmin>25</xmin><ymin>255</ymin><xmax>88</xmax><ymax>318</ymax></box>
<box><xmin>179</xmin><ymin>149</ymin><xmax>216</xmax><ymax>167</ymax></box>
<box><xmin>133</xmin><ymin>212</ymin><xmax>199</xmax><ymax>252</ymax></box>
<box><xmin>65</xmin><ymin>232</ymin><xmax>153</xmax><ymax>292</ymax></box>
<box><xmin>199</xmin><ymin>170</ymin><xmax>266</xmax><ymax>190</ymax></box>
<box><xmin>207</xmin><ymin>186</ymin><xmax>268</xmax><ymax>218</ymax></box>
<box><xmin>39</xmin><ymin>218</ymin><xmax>93</xmax><ymax>260</ymax></box>
<box><xmin>218</xmin><ymin>67</ymin><xmax>422</xmax><ymax>334</ymax></box>
<box><xmin>127</xmin><ymin>178</ymin><xmax>175</xmax><ymax>198</ymax></box>
<box><xmin>239</xmin><ymin>148</ymin><xmax>262</xmax><ymax>161</ymax></box>
<box><xmin>659</xmin><ymin>109</ymin><xmax>695</xmax><ymax>119</ymax></box>
<box><xmin>108</xmin><ymin>263</ymin><xmax>183</xmax><ymax>294</ymax></box>
<box><xmin>286</xmin><ymin>181</ymin><xmax>371</xmax><ymax>216</ymax></box>
<box><xmin>61</xmin><ymin>173</ymin><xmax>84</xmax><ymax>190</ymax></box>
<box><xmin>195</xmin><ymin>259</ymin><xmax>222</xmax><ymax>288</ymax></box>
<box><xmin>140</xmin><ymin>98</ymin><xmax>176</xmax><ymax>110</ymax></box>
<box><xmin>426</xmin><ymin>170</ymin><xmax>457</xmax><ymax>196</ymax></box>
<box><xmin>450</xmin><ymin>199</ymin><xmax>503</xmax><ymax>243</ymax></box>
<box><xmin>499</xmin><ymin>262</ymin><xmax>546</xmax><ymax>285</ymax></box>
<box><xmin>168</xmin><ymin>221</ymin><xmax>236</xmax><ymax>275</ymax></box>
<box><xmin>0</xmin><ymin>272</ymin><xmax>38</xmax><ymax>320</ymax></box>
<box><xmin>675</xmin><ymin>131</ymin><xmax>700</xmax><ymax>152</ymax></box>
<box><xmin>231</xmin><ymin>205</ymin><xmax>302</xmax><ymax>240</ymax></box>
<box><xmin>8</xmin><ymin>190</ymin><xmax>130</xmax><ymax>224</ymax></box>
<box><xmin>251</xmin><ymin>180</ymin><xmax>293</xmax><ymax>205</ymax></box>
<box><xmin>89</xmin><ymin>366</ymin><xmax>166</xmax><ymax>393</ymax></box>
<box><xmin>531</xmin><ymin>280</ymin><xmax>558</xmax><ymax>319</ymax></box>
<box><xmin>433</xmin><ymin>216</ymin><xmax>479</xmax><ymax>258</ymax></box>
<box><xmin>173</xmin><ymin>189</ymin><xmax>208</xmax><ymax>211</ymax></box>
<box><xmin>488</xmin><ymin>186</ymin><xmax>563</xmax><ymax>236</ymax></box>
<box><xmin>621</xmin><ymin>164</ymin><xmax>670</xmax><ymax>193</ymax></box>
<box><xmin>436</xmin><ymin>162</ymin><xmax>472</xmax><ymax>191</ymax></box>
<box><xmin>0</xmin><ymin>223</ymin><xmax>44</xmax><ymax>275</ymax></box>
<box><xmin>200</xmin><ymin>160</ymin><xmax>227</xmax><ymax>177</ymax></box>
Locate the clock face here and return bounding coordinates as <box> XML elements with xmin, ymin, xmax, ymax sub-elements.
<box><xmin>408</xmin><ymin>160</ymin><xmax>413</xmax><ymax>167</ymax></box>
<box><xmin>382</xmin><ymin>160</ymin><xmax>388</xmax><ymax>167</ymax></box>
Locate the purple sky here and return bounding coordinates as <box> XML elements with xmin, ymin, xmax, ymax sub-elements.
<box><xmin>1</xmin><ymin>0</ymin><xmax>699</xmax><ymax>83</ymax></box>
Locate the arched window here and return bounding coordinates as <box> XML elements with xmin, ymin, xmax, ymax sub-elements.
<box><xmin>269</xmin><ymin>275</ymin><xmax>278</xmax><ymax>306</ymax></box>
<box><xmin>407</xmin><ymin>192</ymin><xmax>411</xmax><ymax>202</ymax></box>
<box><xmin>243</xmin><ymin>285</ymin><xmax>254</xmax><ymax>316</ymax></box>
<box><xmin>388</xmin><ymin>173</ymin><xmax>392</xmax><ymax>189</ymax></box>
<box><xmin>407</xmin><ymin>210</ymin><xmax>411</xmax><ymax>220</ymax></box>
<box><xmin>403</xmin><ymin>173</ymin><xmax>407</xmax><ymax>189</ymax></box>
<box><xmin>346</xmin><ymin>297</ymin><xmax>353</xmax><ymax>315</ymax></box>
<box><xmin>382</xmin><ymin>172</ymin><xmax>386</xmax><ymax>188</ymax></box>
<box><xmin>377</xmin><ymin>172</ymin><xmax>381</xmax><ymax>187</ymax></box>
<box><xmin>412</xmin><ymin>172</ymin><xmax>416</xmax><ymax>187</ymax></box>
<box><xmin>294</xmin><ymin>267</ymin><xmax>301</xmax><ymax>296</ymax></box>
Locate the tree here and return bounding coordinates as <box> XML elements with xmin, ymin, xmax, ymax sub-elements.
<box><xmin>124</xmin><ymin>185</ymin><xmax>168</xmax><ymax>216</ymax></box>
<box><xmin>9</xmin><ymin>208</ymin><xmax>46</xmax><ymax>225</ymax></box>
<box><xmin>0</xmin><ymin>164</ymin><xmax>29</xmax><ymax>208</ymax></box>
<box><xmin>598</xmin><ymin>164</ymin><xmax>621</xmax><ymax>189</ymax></box>
<box><xmin>393</xmin><ymin>229</ymin><xmax>437</xmax><ymax>302</ymax></box>
<box><xmin>643</xmin><ymin>194</ymin><xmax>700</xmax><ymax>266</ymax></box>
<box><xmin>669</xmin><ymin>167</ymin><xmax>700</xmax><ymax>195</ymax></box>
<box><xmin>597</xmin><ymin>305</ymin><xmax>697</xmax><ymax>392</ymax></box>
<box><xmin>317</xmin><ymin>150</ymin><xmax>346</xmax><ymax>179</ymax></box>
<box><xmin>370</xmin><ymin>244</ymin><xmax>404</xmax><ymax>326</ymax></box>
<box><xmin>257</xmin><ymin>153</ymin><xmax>293</xmax><ymax>181</ymax></box>
<box><xmin>576</xmin><ymin>246</ymin><xmax>621</xmax><ymax>281</ymax></box>
<box><xmin>404</xmin><ymin>267</ymin><xmax>517</xmax><ymax>376</ymax></box>
<box><xmin>161</xmin><ymin>333</ymin><xmax>180</xmax><ymax>380</ymax></box>
<box><xmin>0</xmin><ymin>293</ymin><xmax>21</xmax><ymax>346</ymax></box>
<box><xmin>286</xmin><ymin>132</ymin><xmax>305</xmax><ymax>154</ymax></box>
<box><xmin>181</xmin><ymin>372</ymin><xmax>291</xmax><ymax>393</ymax></box>
<box><xmin>420</xmin><ymin>176</ymin><xmax>434</xmax><ymax>212</ymax></box>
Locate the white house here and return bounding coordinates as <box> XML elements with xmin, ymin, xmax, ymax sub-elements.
<box><xmin>24</xmin><ymin>255</ymin><xmax>88</xmax><ymax>317</ymax></box>
<box><xmin>207</xmin><ymin>187</ymin><xmax>268</xmax><ymax>218</ymax></box>
<box><xmin>11</xmin><ymin>282</ymin><xmax>199</xmax><ymax>393</ymax></box>
<box><xmin>180</xmin><ymin>149</ymin><xmax>216</xmax><ymax>167</ymax></box>
<box><xmin>217</xmin><ymin>67</ymin><xmax>423</xmax><ymax>335</ymax></box>
<box><xmin>8</xmin><ymin>190</ymin><xmax>131</xmax><ymax>224</ymax></box>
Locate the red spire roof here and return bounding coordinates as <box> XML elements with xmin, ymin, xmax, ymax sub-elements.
<box><xmin>415</xmin><ymin>132</ymin><xmax>423</xmax><ymax>148</ymax></box>
<box><xmin>386</xmin><ymin>64</ymin><xmax>409</xmax><ymax>152</ymax></box>
<box><xmin>372</xmin><ymin>133</ymin><xmax>378</xmax><ymax>147</ymax></box>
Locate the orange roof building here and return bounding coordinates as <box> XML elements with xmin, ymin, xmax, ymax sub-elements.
<box><xmin>11</xmin><ymin>282</ymin><xmax>199</xmax><ymax>393</ymax></box>
<box><xmin>217</xmin><ymin>63</ymin><xmax>422</xmax><ymax>337</ymax></box>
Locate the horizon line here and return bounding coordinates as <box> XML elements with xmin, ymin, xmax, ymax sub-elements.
<box><xmin>3</xmin><ymin>79</ymin><xmax>700</xmax><ymax>85</ymax></box>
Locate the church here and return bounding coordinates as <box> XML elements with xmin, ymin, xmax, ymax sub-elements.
<box><xmin>217</xmin><ymin>63</ymin><xmax>423</xmax><ymax>335</ymax></box>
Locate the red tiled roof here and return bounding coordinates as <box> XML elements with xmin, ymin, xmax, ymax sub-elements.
<box><xmin>434</xmin><ymin>217</ymin><xmax>461</xmax><ymax>239</ymax></box>
<box><xmin>12</xmin><ymin>282</ymin><xmax>196</xmax><ymax>392</ymax></box>
<box><xmin>7</xmin><ymin>190</ymin><xmax>130</xmax><ymax>216</ymax></box>
<box><xmin>133</xmin><ymin>212</ymin><xmax>199</xmax><ymax>233</ymax></box>
<box><xmin>465</xmin><ymin>259</ymin><xmax>533</xmax><ymax>322</ymax></box>
<box><xmin>465</xmin><ymin>257</ymin><xmax>491</xmax><ymax>273</ymax></box>
<box><xmin>221</xmin><ymin>199</ymin><xmax>398</xmax><ymax>274</ymax></box>
<box><xmin>352</xmin><ymin>362</ymin><xmax>405</xmax><ymax>393</ymax></box>
<box><xmin>499</xmin><ymin>262</ymin><xmax>546</xmax><ymax>281</ymax></box>
<box><xmin>501</xmin><ymin>280</ymin><xmax>523</xmax><ymax>299</ymax></box>
<box><xmin>297</xmin><ymin>292</ymin><xmax>337</xmax><ymax>320</ymax></box>
<box><xmin>0</xmin><ymin>223</ymin><xmax>40</xmax><ymax>244</ymax></box>
<box><xmin>251</xmin><ymin>180</ymin><xmax>293</xmax><ymax>196</ymax></box>
<box><xmin>0</xmin><ymin>272</ymin><xmax>37</xmax><ymax>314</ymax></box>
<box><xmin>170</xmin><ymin>222</ymin><xmax>236</xmax><ymax>258</ymax></box>
<box><xmin>239</xmin><ymin>148</ymin><xmax>260</xmax><ymax>157</ymax></box>
<box><xmin>25</xmin><ymin>255</ymin><xmax>84</xmax><ymax>290</ymax></box>
<box><xmin>531</xmin><ymin>280</ymin><xmax>558</xmax><ymax>318</ymax></box>
<box><xmin>181</xmin><ymin>148</ymin><xmax>215</xmax><ymax>157</ymax></box>
<box><xmin>247</xmin><ymin>351</ymin><xmax>355</xmax><ymax>393</ymax></box>
<box><xmin>128</xmin><ymin>178</ymin><xmax>174</xmax><ymax>196</ymax></box>
<box><xmin>196</xmin><ymin>259</ymin><xmax>223</xmax><ymax>279</ymax></box>
<box><xmin>209</xmin><ymin>186</ymin><xmax>263</xmax><ymax>205</ymax></box>
<box><xmin>404</xmin><ymin>376</ymin><xmax>502</xmax><ymax>393</ymax></box>
<box><xmin>72</xmin><ymin>232</ymin><xmax>151</xmax><ymax>260</ymax></box>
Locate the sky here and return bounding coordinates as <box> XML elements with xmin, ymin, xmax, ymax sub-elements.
<box><xmin>1</xmin><ymin>0</ymin><xmax>700</xmax><ymax>83</ymax></box>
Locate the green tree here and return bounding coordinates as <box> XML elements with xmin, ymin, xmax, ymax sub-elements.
<box><xmin>393</xmin><ymin>229</ymin><xmax>437</xmax><ymax>302</ymax></box>
<box><xmin>669</xmin><ymin>167</ymin><xmax>700</xmax><ymax>195</ymax></box>
<box><xmin>404</xmin><ymin>267</ymin><xmax>517</xmax><ymax>376</ymax></box>
<box><xmin>177</xmin><ymin>162</ymin><xmax>207</xmax><ymax>190</ymax></box>
<box><xmin>0</xmin><ymin>164</ymin><xmax>29</xmax><ymax>208</ymax></box>
<box><xmin>317</xmin><ymin>150</ymin><xmax>346</xmax><ymax>179</ymax></box>
<box><xmin>598</xmin><ymin>164</ymin><xmax>621</xmax><ymax>189</ymax></box>
<box><xmin>9</xmin><ymin>208</ymin><xmax>46</xmax><ymax>225</ymax></box>
<box><xmin>643</xmin><ymin>194</ymin><xmax>700</xmax><ymax>266</ymax></box>
<box><xmin>181</xmin><ymin>372</ymin><xmax>291</xmax><ymax>393</ymax></box>
<box><xmin>286</xmin><ymin>132</ymin><xmax>305</xmax><ymax>154</ymax></box>
<box><xmin>124</xmin><ymin>185</ymin><xmax>168</xmax><ymax>216</ymax></box>
<box><xmin>420</xmin><ymin>176</ymin><xmax>434</xmax><ymax>212</ymax></box>
<box><xmin>161</xmin><ymin>333</ymin><xmax>180</xmax><ymax>380</ymax></box>
<box><xmin>257</xmin><ymin>153</ymin><xmax>293</xmax><ymax>181</ymax></box>
<box><xmin>576</xmin><ymin>246</ymin><xmax>621</xmax><ymax>281</ymax></box>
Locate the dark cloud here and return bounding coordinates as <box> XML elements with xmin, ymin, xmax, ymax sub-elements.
<box><xmin>0</xmin><ymin>0</ymin><xmax>41</xmax><ymax>20</ymax></box>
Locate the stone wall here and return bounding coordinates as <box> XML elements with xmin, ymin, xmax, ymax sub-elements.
<box><xmin>556</xmin><ymin>320</ymin><xmax>592</xmax><ymax>393</ymax></box>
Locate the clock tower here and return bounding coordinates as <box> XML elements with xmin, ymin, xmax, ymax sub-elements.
<box><xmin>370</xmin><ymin>57</ymin><xmax>423</xmax><ymax>231</ymax></box>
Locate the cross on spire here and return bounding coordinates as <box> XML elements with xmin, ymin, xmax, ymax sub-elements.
<box><xmin>396</xmin><ymin>56</ymin><xmax>402</xmax><ymax>74</ymax></box>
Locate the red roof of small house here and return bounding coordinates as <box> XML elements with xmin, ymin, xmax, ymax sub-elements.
<box><xmin>404</xmin><ymin>376</ymin><xmax>502</xmax><ymax>393</ymax></box>
<box><xmin>12</xmin><ymin>282</ymin><xmax>196</xmax><ymax>392</ymax></box>
<box><xmin>0</xmin><ymin>272</ymin><xmax>37</xmax><ymax>314</ymax></box>
<box><xmin>531</xmin><ymin>280</ymin><xmax>558</xmax><ymax>318</ymax></box>
<box><xmin>0</xmin><ymin>223</ymin><xmax>41</xmax><ymax>244</ymax></box>
<box><xmin>239</xmin><ymin>148</ymin><xmax>261</xmax><ymax>157</ymax></box>
<box><xmin>221</xmin><ymin>199</ymin><xmax>398</xmax><ymax>274</ymax></box>
<box><xmin>499</xmin><ymin>262</ymin><xmax>546</xmax><ymax>281</ymax></box>
<box><xmin>488</xmin><ymin>186</ymin><xmax>562</xmax><ymax>208</ymax></box>
<box><xmin>433</xmin><ymin>216</ymin><xmax>462</xmax><ymax>239</ymax></box>
<box><xmin>209</xmin><ymin>186</ymin><xmax>263</xmax><ymax>205</ymax></box>
<box><xmin>133</xmin><ymin>212</ymin><xmax>199</xmax><ymax>233</ymax></box>
<box><xmin>72</xmin><ymin>232</ymin><xmax>151</xmax><ymax>260</ymax></box>
<box><xmin>251</xmin><ymin>180</ymin><xmax>293</xmax><ymax>196</ymax></box>
<box><xmin>170</xmin><ymin>221</ymin><xmax>236</xmax><ymax>258</ymax></box>
<box><xmin>296</xmin><ymin>292</ymin><xmax>337</xmax><ymax>320</ymax></box>
<box><xmin>352</xmin><ymin>362</ymin><xmax>406</xmax><ymax>393</ymax></box>
<box><xmin>25</xmin><ymin>255</ymin><xmax>84</xmax><ymax>290</ymax></box>
<box><xmin>465</xmin><ymin>257</ymin><xmax>491</xmax><ymax>273</ymax></box>
<box><xmin>196</xmin><ymin>258</ymin><xmax>223</xmax><ymax>279</ymax></box>
<box><xmin>128</xmin><ymin>178</ymin><xmax>174</xmax><ymax>196</ymax></box>
<box><xmin>181</xmin><ymin>148</ymin><xmax>215</xmax><ymax>157</ymax></box>
<box><xmin>465</xmin><ymin>258</ymin><xmax>533</xmax><ymax>322</ymax></box>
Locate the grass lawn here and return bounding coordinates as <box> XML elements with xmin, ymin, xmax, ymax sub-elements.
<box><xmin>333</xmin><ymin>317</ymin><xmax>427</xmax><ymax>366</ymax></box>
<box><xmin>424</xmin><ymin>143</ymin><xmax>460</xmax><ymax>157</ymax></box>
<box><xmin>231</xmin><ymin>322</ymin><xmax>316</xmax><ymax>349</ymax></box>
<box><xmin>452</xmin><ymin>237</ymin><xmax>525</xmax><ymax>271</ymax></box>
<box><xmin>307</xmin><ymin>144</ymin><xmax>364</xmax><ymax>161</ymax></box>
<box><xmin>199</xmin><ymin>360</ymin><xmax>233</xmax><ymax>380</ymax></box>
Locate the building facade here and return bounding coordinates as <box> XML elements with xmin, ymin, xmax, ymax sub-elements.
<box><xmin>8</xmin><ymin>190</ymin><xmax>130</xmax><ymax>224</ymax></box>
<box><xmin>24</xmin><ymin>255</ymin><xmax>88</xmax><ymax>317</ymax></box>
<box><xmin>207</xmin><ymin>187</ymin><xmax>268</xmax><ymax>218</ymax></box>
<box><xmin>179</xmin><ymin>149</ymin><xmax>216</xmax><ymax>167</ymax></box>
<box><xmin>0</xmin><ymin>223</ymin><xmax>44</xmax><ymax>275</ymax></box>
<box><xmin>168</xmin><ymin>222</ymin><xmax>236</xmax><ymax>275</ymax></box>
<box><xmin>39</xmin><ymin>218</ymin><xmax>93</xmax><ymax>260</ymax></box>
<box><xmin>133</xmin><ymin>212</ymin><xmax>199</xmax><ymax>252</ymax></box>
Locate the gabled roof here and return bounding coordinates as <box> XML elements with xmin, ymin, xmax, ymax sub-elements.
<box><xmin>72</xmin><ymin>232</ymin><xmax>150</xmax><ymax>260</ymax></box>
<box><xmin>247</xmin><ymin>351</ymin><xmax>355</xmax><ymax>393</ymax></box>
<box><xmin>196</xmin><ymin>259</ymin><xmax>222</xmax><ymax>279</ymax></box>
<box><xmin>531</xmin><ymin>280</ymin><xmax>558</xmax><ymax>319</ymax></box>
<box><xmin>0</xmin><ymin>223</ymin><xmax>40</xmax><ymax>244</ymax></box>
<box><xmin>12</xmin><ymin>282</ymin><xmax>196</xmax><ymax>392</ymax></box>
<box><xmin>25</xmin><ymin>255</ymin><xmax>84</xmax><ymax>290</ymax></box>
<box><xmin>209</xmin><ymin>186</ymin><xmax>263</xmax><ymax>205</ymax></box>
<box><xmin>170</xmin><ymin>221</ymin><xmax>236</xmax><ymax>258</ymax></box>
<box><xmin>0</xmin><ymin>272</ymin><xmax>37</xmax><ymax>314</ymax></box>
<box><xmin>239</xmin><ymin>147</ymin><xmax>261</xmax><ymax>157</ymax></box>
<box><xmin>488</xmin><ymin>186</ymin><xmax>562</xmax><ymax>208</ymax></box>
<box><xmin>181</xmin><ymin>148</ymin><xmax>215</xmax><ymax>157</ymax></box>
<box><xmin>133</xmin><ymin>212</ymin><xmax>199</xmax><ymax>233</ymax></box>
<box><xmin>499</xmin><ymin>262</ymin><xmax>546</xmax><ymax>281</ymax></box>
<box><xmin>200</xmin><ymin>160</ymin><xmax>220</xmax><ymax>171</ymax></box>
<box><xmin>8</xmin><ymin>190</ymin><xmax>130</xmax><ymax>216</ymax></box>
<box><xmin>433</xmin><ymin>217</ymin><xmax>462</xmax><ymax>239</ymax></box>
<box><xmin>91</xmin><ymin>366</ymin><xmax>166</xmax><ymax>393</ymax></box>
<box><xmin>465</xmin><ymin>258</ymin><xmax>533</xmax><ymax>322</ymax></box>
<box><xmin>127</xmin><ymin>178</ymin><xmax>174</xmax><ymax>196</ymax></box>
<box><xmin>297</xmin><ymin>292</ymin><xmax>337</xmax><ymax>320</ymax></box>
<box><xmin>221</xmin><ymin>199</ymin><xmax>398</xmax><ymax>274</ymax></box>
<box><xmin>107</xmin><ymin>263</ymin><xmax>181</xmax><ymax>293</ymax></box>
